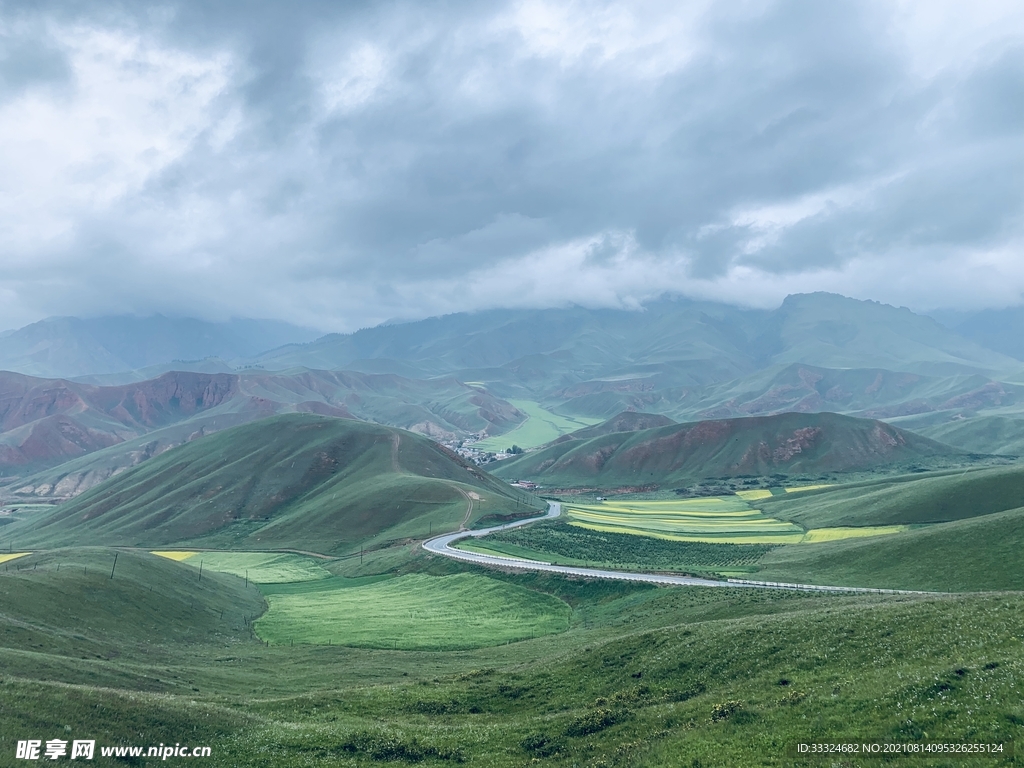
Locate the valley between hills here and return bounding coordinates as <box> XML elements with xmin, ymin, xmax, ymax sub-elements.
<box><xmin>2</xmin><ymin>294</ymin><xmax>1024</xmax><ymax>766</ymax></box>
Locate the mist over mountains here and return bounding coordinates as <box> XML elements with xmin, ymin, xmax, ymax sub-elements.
<box><xmin>2</xmin><ymin>292</ymin><xmax>1024</xmax><ymax>498</ymax></box>
<box><xmin>248</xmin><ymin>292</ymin><xmax>1021</xmax><ymax>378</ymax></box>
<box><xmin>4</xmin><ymin>293</ymin><xmax>1021</xmax><ymax>382</ymax></box>
<box><xmin>0</xmin><ymin>315</ymin><xmax>320</xmax><ymax>380</ymax></box>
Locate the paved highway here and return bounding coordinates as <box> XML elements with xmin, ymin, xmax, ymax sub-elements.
<box><xmin>423</xmin><ymin>501</ymin><xmax>931</xmax><ymax>594</ymax></box>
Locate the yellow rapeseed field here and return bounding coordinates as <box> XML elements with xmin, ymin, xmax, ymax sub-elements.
<box><xmin>800</xmin><ymin>526</ymin><xmax>906</xmax><ymax>543</ymax></box>
<box><xmin>784</xmin><ymin>484</ymin><xmax>834</xmax><ymax>493</ymax></box>
<box><xmin>735</xmin><ymin>489</ymin><xmax>774</xmax><ymax>501</ymax></box>
<box><xmin>150</xmin><ymin>551</ymin><xmax>198</xmax><ymax>561</ymax></box>
<box><xmin>565</xmin><ymin>498</ymin><xmax>807</xmax><ymax>544</ymax></box>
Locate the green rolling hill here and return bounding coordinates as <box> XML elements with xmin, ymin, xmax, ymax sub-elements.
<box><xmin>5</xmin><ymin>414</ymin><xmax>541</xmax><ymax>553</ymax></box>
<box><xmin>897</xmin><ymin>413</ymin><xmax>1024</xmax><ymax>456</ymax></box>
<box><xmin>547</xmin><ymin>411</ymin><xmax>676</xmax><ymax>445</ymax></box>
<box><xmin>0</xmin><ymin>369</ymin><xmax>525</xmax><ymax>497</ymax></box>
<box><xmin>492</xmin><ymin>411</ymin><xmax>972</xmax><ymax>488</ymax></box>
<box><xmin>0</xmin><ymin>548</ymin><xmax>265</xmax><ymax>688</ymax></box>
<box><xmin>741</xmin><ymin>464</ymin><xmax>1024</xmax><ymax>590</ymax></box>
<box><xmin>754</xmin><ymin>505</ymin><xmax>1024</xmax><ymax>592</ymax></box>
<box><xmin>759</xmin><ymin>463</ymin><xmax>1024</xmax><ymax>528</ymax></box>
<box><xmin>3</xmin><ymin>541</ymin><xmax>1023</xmax><ymax>765</ymax></box>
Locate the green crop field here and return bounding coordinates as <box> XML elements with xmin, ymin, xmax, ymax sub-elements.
<box><xmin>474</xmin><ymin>400</ymin><xmax>600</xmax><ymax>452</ymax></box>
<box><xmin>153</xmin><ymin>551</ymin><xmax>334</xmax><ymax>583</ymax></box>
<box><xmin>565</xmin><ymin>498</ymin><xmax>807</xmax><ymax>543</ymax></box>
<box><xmin>565</xmin><ymin>497</ymin><xmax>910</xmax><ymax>546</ymax></box>
<box><xmin>255</xmin><ymin>572</ymin><xmax>571</xmax><ymax>649</ymax></box>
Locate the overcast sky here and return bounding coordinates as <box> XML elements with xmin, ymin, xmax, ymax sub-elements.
<box><xmin>0</xmin><ymin>0</ymin><xmax>1022</xmax><ymax>332</ymax></box>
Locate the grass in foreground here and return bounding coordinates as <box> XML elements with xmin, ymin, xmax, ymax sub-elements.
<box><xmin>1</xmin><ymin>544</ymin><xmax>1023</xmax><ymax>765</ymax></box>
<box><xmin>254</xmin><ymin>572</ymin><xmax>571</xmax><ymax>649</ymax></box>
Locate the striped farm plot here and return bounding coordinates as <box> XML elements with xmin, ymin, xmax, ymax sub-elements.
<box><xmin>565</xmin><ymin>498</ymin><xmax>806</xmax><ymax>544</ymax></box>
<box><xmin>565</xmin><ymin>498</ymin><xmax>907</xmax><ymax>545</ymax></box>
<box><xmin>151</xmin><ymin>551</ymin><xmax>332</xmax><ymax>584</ymax></box>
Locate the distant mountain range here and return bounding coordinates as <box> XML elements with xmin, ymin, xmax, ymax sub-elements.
<box><xmin>0</xmin><ymin>315</ymin><xmax>320</xmax><ymax>379</ymax></box>
<box><xmin>929</xmin><ymin>306</ymin><xmax>1024</xmax><ymax>361</ymax></box>
<box><xmin>3</xmin><ymin>293</ymin><xmax>1022</xmax><ymax>382</ymax></box>
<box><xmin>2</xmin><ymin>292</ymin><xmax>1024</xmax><ymax>498</ymax></box>
<box><xmin>248</xmin><ymin>292</ymin><xmax>1019</xmax><ymax>380</ymax></box>
<box><xmin>492</xmin><ymin>411</ymin><xmax>973</xmax><ymax>489</ymax></box>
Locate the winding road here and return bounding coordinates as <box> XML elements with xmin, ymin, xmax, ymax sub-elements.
<box><xmin>423</xmin><ymin>502</ymin><xmax>931</xmax><ymax>595</ymax></box>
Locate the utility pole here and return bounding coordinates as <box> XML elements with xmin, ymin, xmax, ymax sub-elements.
<box><xmin>198</xmin><ymin>560</ymin><xmax>203</xmax><ymax>581</ymax></box>
<box><xmin>109</xmin><ymin>552</ymin><xmax>118</xmax><ymax>580</ymax></box>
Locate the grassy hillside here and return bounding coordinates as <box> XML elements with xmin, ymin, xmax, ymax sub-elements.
<box><xmin>6</xmin><ymin>414</ymin><xmax>542</xmax><ymax>553</ymax></box>
<box><xmin>2</xmin><ymin>544</ymin><xmax>1023</xmax><ymax>766</ymax></box>
<box><xmin>759</xmin><ymin>464</ymin><xmax>1024</xmax><ymax>528</ymax></box>
<box><xmin>0</xmin><ymin>548</ymin><xmax>265</xmax><ymax>691</ymax></box>
<box><xmin>494</xmin><ymin>411</ymin><xmax>968</xmax><ymax>488</ymax></box>
<box><xmin>548</xmin><ymin>410</ymin><xmax>676</xmax><ymax>444</ymax></box>
<box><xmin>754</xmin><ymin>506</ymin><xmax>1024</xmax><ymax>591</ymax></box>
<box><xmin>909</xmin><ymin>413</ymin><xmax>1024</xmax><ymax>455</ymax></box>
<box><xmin>0</xmin><ymin>368</ymin><xmax>525</xmax><ymax>489</ymax></box>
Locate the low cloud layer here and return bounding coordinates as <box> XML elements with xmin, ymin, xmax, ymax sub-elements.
<box><xmin>1</xmin><ymin>0</ymin><xmax>1021</xmax><ymax>331</ymax></box>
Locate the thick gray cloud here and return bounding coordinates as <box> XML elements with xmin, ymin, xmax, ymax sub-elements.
<box><xmin>0</xmin><ymin>0</ymin><xmax>1021</xmax><ymax>331</ymax></box>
